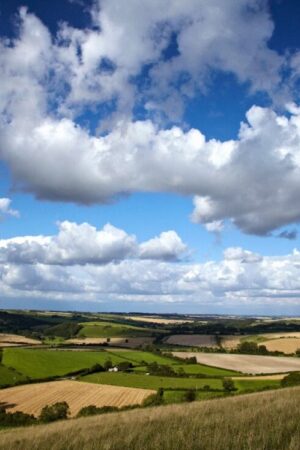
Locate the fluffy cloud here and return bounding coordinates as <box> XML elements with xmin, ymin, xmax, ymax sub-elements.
<box><xmin>0</xmin><ymin>4</ymin><xmax>299</xmax><ymax>238</ymax></box>
<box><xmin>0</xmin><ymin>221</ymin><xmax>187</xmax><ymax>265</ymax></box>
<box><xmin>0</xmin><ymin>198</ymin><xmax>19</xmax><ymax>219</ymax></box>
<box><xmin>2</xmin><ymin>245</ymin><xmax>300</xmax><ymax>313</ymax></box>
<box><xmin>3</xmin><ymin>102</ymin><xmax>300</xmax><ymax>235</ymax></box>
<box><xmin>139</xmin><ymin>231</ymin><xmax>188</xmax><ymax>261</ymax></box>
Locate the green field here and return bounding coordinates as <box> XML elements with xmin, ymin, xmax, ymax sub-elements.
<box><xmin>163</xmin><ymin>390</ymin><xmax>225</xmax><ymax>404</ymax></box>
<box><xmin>81</xmin><ymin>371</ymin><xmax>223</xmax><ymax>390</ymax></box>
<box><xmin>2</xmin><ymin>348</ymin><xmax>126</xmax><ymax>379</ymax></box>
<box><xmin>109</xmin><ymin>350</ymin><xmax>177</xmax><ymax>365</ymax></box>
<box><xmin>235</xmin><ymin>379</ymin><xmax>280</xmax><ymax>392</ymax></box>
<box><xmin>172</xmin><ymin>364</ymin><xmax>240</xmax><ymax>377</ymax></box>
<box><xmin>78</xmin><ymin>321</ymin><xmax>155</xmax><ymax>338</ymax></box>
<box><xmin>0</xmin><ymin>365</ymin><xmax>27</xmax><ymax>387</ymax></box>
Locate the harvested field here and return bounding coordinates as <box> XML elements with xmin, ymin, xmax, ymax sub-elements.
<box><xmin>262</xmin><ymin>332</ymin><xmax>300</xmax><ymax>339</ymax></box>
<box><xmin>0</xmin><ymin>380</ymin><xmax>154</xmax><ymax>417</ymax></box>
<box><xmin>126</xmin><ymin>316</ymin><xmax>192</xmax><ymax>324</ymax></box>
<box><xmin>234</xmin><ymin>374</ymin><xmax>285</xmax><ymax>380</ymax></box>
<box><xmin>166</xmin><ymin>334</ymin><xmax>217</xmax><ymax>347</ymax></box>
<box><xmin>260</xmin><ymin>338</ymin><xmax>300</xmax><ymax>354</ymax></box>
<box><xmin>172</xmin><ymin>352</ymin><xmax>300</xmax><ymax>374</ymax></box>
<box><xmin>0</xmin><ymin>333</ymin><xmax>41</xmax><ymax>346</ymax></box>
<box><xmin>220</xmin><ymin>335</ymin><xmax>242</xmax><ymax>349</ymax></box>
<box><xmin>65</xmin><ymin>337</ymin><xmax>154</xmax><ymax>348</ymax></box>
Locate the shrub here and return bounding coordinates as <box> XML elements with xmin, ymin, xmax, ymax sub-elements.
<box><xmin>223</xmin><ymin>378</ymin><xmax>236</xmax><ymax>392</ymax></box>
<box><xmin>77</xmin><ymin>405</ymin><xmax>118</xmax><ymax>417</ymax></box>
<box><xmin>117</xmin><ymin>361</ymin><xmax>133</xmax><ymax>371</ymax></box>
<box><xmin>183</xmin><ymin>389</ymin><xmax>196</xmax><ymax>402</ymax></box>
<box><xmin>39</xmin><ymin>402</ymin><xmax>70</xmax><ymax>423</ymax></box>
<box><xmin>0</xmin><ymin>406</ymin><xmax>36</xmax><ymax>427</ymax></box>
<box><xmin>104</xmin><ymin>359</ymin><xmax>113</xmax><ymax>370</ymax></box>
<box><xmin>281</xmin><ymin>372</ymin><xmax>300</xmax><ymax>387</ymax></box>
<box><xmin>142</xmin><ymin>390</ymin><xmax>164</xmax><ymax>407</ymax></box>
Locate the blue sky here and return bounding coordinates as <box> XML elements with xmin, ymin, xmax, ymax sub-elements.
<box><xmin>1</xmin><ymin>0</ymin><xmax>300</xmax><ymax>314</ymax></box>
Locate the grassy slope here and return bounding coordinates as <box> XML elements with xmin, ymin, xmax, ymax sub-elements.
<box><xmin>0</xmin><ymin>365</ymin><xmax>27</xmax><ymax>387</ymax></box>
<box><xmin>78</xmin><ymin>321</ymin><xmax>156</xmax><ymax>338</ymax></box>
<box><xmin>1</xmin><ymin>387</ymin><xmax>300</xmax><ymax>450</ymax></box>
<box><xmin>109</xmin><ymin>350</ymin><xmax>178</xmax><ymax>365</ymax></box>
<box><xmin>2</xmin><ymin>348</ymin><xmax>125</xmax><ymax>379</ymax></box>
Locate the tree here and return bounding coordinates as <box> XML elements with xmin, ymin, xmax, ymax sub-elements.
<box><xmin>281</xmin><ymin>372</ymin><xmax>300</xmax><ymax>387</ymax></box>
<box><xmin>183</xmin><ymin>389</ymin><xmax>196</xmax><ymax>402</ymax></box>
<box><xmin>223</xmin><ymin>378</ymin><xmax>235</xmax><ymax>392</ymax></box>
<box><xmin>39</xmin><ymin>402</ymin><xmax>70</xmax><ymax>423</ymax></box>
<box><xmin>104</xmin><ymin>359</ymin><xmax>113</xmax><ymax>370</ymax></box>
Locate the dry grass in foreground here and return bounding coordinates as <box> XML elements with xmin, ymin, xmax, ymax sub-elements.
<box><xmin>0</xmin><ymin>381</ymin><xmax>154</xmax><ymax>417</ymax></box>
<box><xmin>1</xmin><ymin>387</ymin><xmax>300</xmax><ymax>450</ymax></box>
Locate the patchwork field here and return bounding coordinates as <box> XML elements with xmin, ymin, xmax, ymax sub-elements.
<box><xmin>261</xmin><ymin>338</ymin><xmax>300</xmax><ymax>354</ymax></box>
<box><xmin>172</xmin><ymin>352</ymin><xmax>300</xmax><ymax>374</ymax></box>
<box><xmin>165</xmin><ymin>334</ymin><xmax>217</xmax><ymax>347</ymax></box>
<box><xmin>0</xmin><ymin>380</ymin><xmax>155</xmax><ymax>417</ymax></box>
<box><xmin>0</xmin><ymin>333</ymin><xmax>41</xmax><ymax>347</ymax></box>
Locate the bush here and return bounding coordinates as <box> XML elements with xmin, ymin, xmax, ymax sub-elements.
<box><xmin>183</xmin><ymin>389</ymin><xmax>196</xmax><ymax>402</ymax></box>
<box><xmin>223</xmin><ymin>378</ymin><xmax>236</xmax><ymax>392</ymax></box>
<box><xmin>117</xmin><ymin>361</ymin><xmax>133</xmax><ymax>371</ymax></box>
<box><xmin>142</xmin><ymin>390</ymin><xmax>164</xmax><ymax>407</ymax></box>
<box><xmin>104</xmin><ymin>359</ymin><xmax>113</xmax><ymax>370</ymax></box>
<box><xmin>77</xmin><ymin>405</ymin><xmax>118</xmax><ymax>417</ymax></box>
<box><xmin>281</xmin><ymin>372</ymin><xmax>300</xmax><ymax>387</ymax></box>
<box><xmin>0</xmin><ymin>406</ymin><xmax>36</xmax><ymax>427</ymax></box>
<box><xmin>39</xmin><ymin>402</ymin><xmax>70</xmax><ymax>423</ymax></box>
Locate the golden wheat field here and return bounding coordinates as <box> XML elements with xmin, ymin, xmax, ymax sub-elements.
<box><xmin>165</xmin><ymin>334</ymin><xmax>217</xmax><ymax>347</ymax></box>
<box><xmin>172</xmin><ymin>352</ymin><xmax>300</xmax><ymax>374</ymax></box>
<box><xmin>0</xmin><ymin>334</ymin><xmax>41</xmax><ymax>347</ymax></box>
<box><xmin>0</xmin><ymin>381</ymin><xmax>154</xmax><ymax>417</ymax></box>
<box><xmin>260</xmin><ymin>338</ymin><xmax>300</xmax><ymax>354</ymax></box>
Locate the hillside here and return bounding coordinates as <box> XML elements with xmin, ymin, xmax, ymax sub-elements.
<box><xmin>1</xmin><ymin>387</ymin><xmax>300</xmax><ymax>450</ymax></box>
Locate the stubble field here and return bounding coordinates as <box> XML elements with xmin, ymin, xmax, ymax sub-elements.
<box><xmin>0</xmin><ymin>380</ymin><xmax>154</xmax><ymax>417</ymax></box>
<box><xmin>172</xmin><ymin>352</ymin><xmax>300</xmax><ymax>374</ymax></box>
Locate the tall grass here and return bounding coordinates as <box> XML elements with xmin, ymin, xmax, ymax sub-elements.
<box><xmin>1</xmin><ymin>387</ymin><xmax>300</xmax><ymax>450</ymax></box>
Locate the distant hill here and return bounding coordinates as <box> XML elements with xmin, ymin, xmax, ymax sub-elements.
<box><xmin>1</xmin><ymin>387</ymin><xmax>299</xmax><ymax>450</ymax></box>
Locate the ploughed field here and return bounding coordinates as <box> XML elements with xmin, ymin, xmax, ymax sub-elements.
<box><xmin>165</xmin><ymin>334</ymin><xmax>217</xmax><ymax>347</ymax></box>
<box><xmin>0</xmin><ymin>380</ymin><xmax>154</xmax><ymax>417</ymax></box>
<box><xmin>172</xmin><ymin>352</ymin><xmax>300</xmax><ymax>374</ymax></box>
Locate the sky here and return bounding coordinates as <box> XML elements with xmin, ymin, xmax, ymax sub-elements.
<box><xmin>1</xmin><ymin>0</ymin><xmax>300</xmax><ymax>314</ymax></box>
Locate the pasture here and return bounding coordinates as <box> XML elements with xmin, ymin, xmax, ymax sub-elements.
<box><xmin>78</xmin><ymin>321</ymin><xmax>155</xmax><ymax>338</ymax></box>
<box><xmin>172</xmin><ymin>352</ymin><xmax>300</xmax><ymax>374</ymax></box>
<box><xmin>81</xmin><ymin>371</ymin><xmax>223</xmax><ymax>390</ymax></box>
<box><xmin>0</xmin><ymin>380</ymin><xmax>154</xmax><ymax>417</ymax></box>
<box><xmin>2</xmin><ymin>348</ymin><xmax>126</xmax><ymax>379</ymax></box>
<box><xmin>0</xmin><ymin>365</ymin><xmax>27</xmax><ymax>387</ymax></box>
